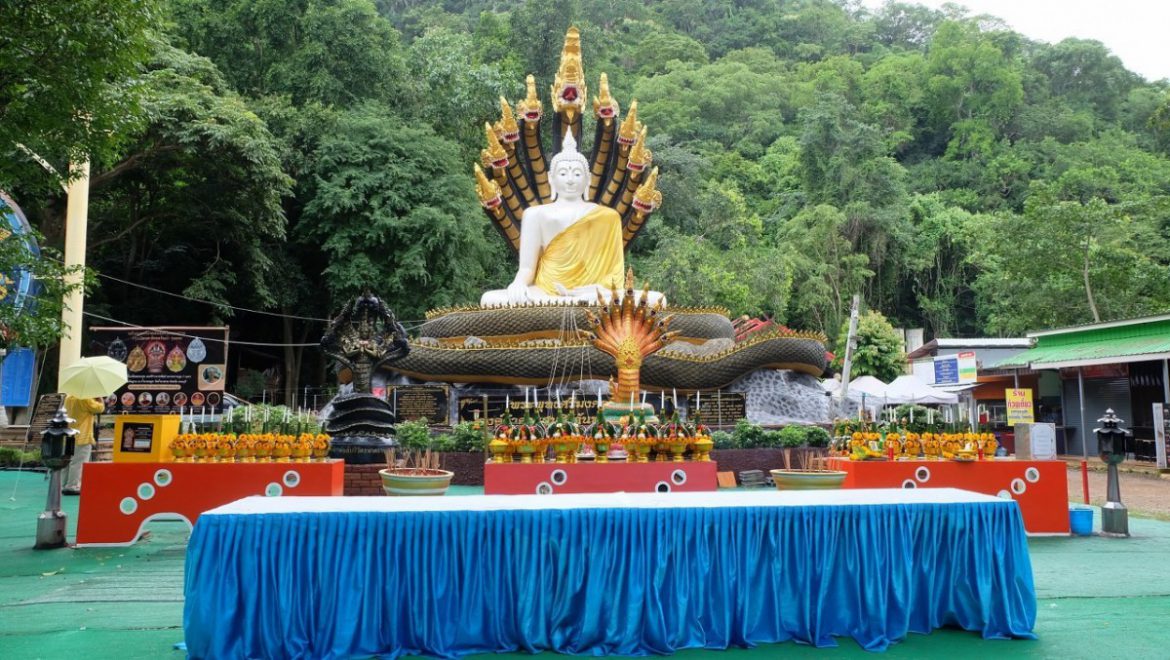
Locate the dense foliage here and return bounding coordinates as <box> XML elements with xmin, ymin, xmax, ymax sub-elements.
<box><xmin>4</xmin><ymin>0</ymin><xmax>1170</xmax><ymax>397</ymax></box>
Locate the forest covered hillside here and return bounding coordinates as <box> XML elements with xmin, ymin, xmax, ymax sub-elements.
<box><xmin>5</xmin><ymin>0</ymin><xmax>1170</xmax><ymax>394</ymax></box>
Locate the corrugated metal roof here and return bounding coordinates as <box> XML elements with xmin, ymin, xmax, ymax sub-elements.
<box><xmin>991</xmin><ymin>330</ymin><xmax>1170</xmax><ymax>369</ymax></box>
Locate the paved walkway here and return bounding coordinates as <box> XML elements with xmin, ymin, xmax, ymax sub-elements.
<box><xmin>1</xmin><ymin>470</ymin><xmax>1170</xmax><ymax>658</ymax></box>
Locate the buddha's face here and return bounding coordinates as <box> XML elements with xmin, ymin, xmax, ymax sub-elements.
<box><xmin>551</xmin><ymin>161</ymin><xmax>587</xmax><ymax>200</ymax></box>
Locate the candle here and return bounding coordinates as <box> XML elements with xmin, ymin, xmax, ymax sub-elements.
<box><xmin>661</xmin><ymin>390</ymin><xmax>665</xmax><ymax>408</ymax></box>
<box><xmin>672</xmin><ymin>387</ymin><xmax>678</xmax><ymax>408</ymax></box>
<box><xmin>642</xmin><ymin>391</ymin><xmax>647</xmax><ymax>405</ymax></box>
<box><xmin>201</xmin><ymin>406</ymin><xmax>206</xmax><ymax>424</ymax></box>
<box><xmin>696</xmin><ymin>389</ymin><xmax>700</xmax><ymax>412</ymax></box>
<box><xmin>505</xmin><ymin>395</ymin><xmax>510</xmax><ymax>411</ymax></box>
<box><xmin>597</xmin><ymin>387</ymin><xmax>602</xmax><ymax>407</ymax></box>
<box><xmin>910</xmin><ymin>406</ymin><xmax>914</xmax><ymax>423</ymax></box>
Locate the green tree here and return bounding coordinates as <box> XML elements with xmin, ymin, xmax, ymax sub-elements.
<box><xmin>780</xmin><ymin>204</ymin><xmax>872</xmax><ymax>339</ymax></box>
<box><xmin>170</xmin><ymin>0</ymin><xmax>408</xmax><ymax>107</ymax></box>
<box><xmin>0</xmin><ymin>217</ymin><xmax>92</xmax><ymax>350</ymax></box>
<box><xmin>832</xmin><ymin>310</ymin><xmax>905</xmax><ymax>383</ymax></box>
<box><xmin>0</xmin><ymin>0</ymin><xmax>157</xmax><ymax>193</ymax></box>
<box><xmin>298</xmin><ymin>104</ymin><xmax>500</xmax><ymax>320</ymax></box>
<box><xmin>85</xmin><ymin>42</ymin><xmax>292</xmax><ymax>323</ymax></box>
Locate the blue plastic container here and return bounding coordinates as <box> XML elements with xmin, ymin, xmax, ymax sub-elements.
<box><xmin>1069</xmin><ymin>508</ymin><xmax>1093</xmax><ymax>536</ymax></box>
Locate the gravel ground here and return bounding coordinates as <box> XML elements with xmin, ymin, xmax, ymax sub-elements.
<box><xmin>1067</xmin><ymin>467</ymin><xmax>1170</xmax><ymax>519</ymax></box>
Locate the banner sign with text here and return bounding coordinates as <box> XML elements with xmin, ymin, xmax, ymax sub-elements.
<box><xmin>1005</xmin><ymin>388</ymin><xmax>1034</xmax><ymax>425</ymax></box>
<box><xmin>91</xmin><ymin>326</ymin><xmax>229</xmax><ymax>415</ymax></box>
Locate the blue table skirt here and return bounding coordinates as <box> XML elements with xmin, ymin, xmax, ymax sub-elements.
<box><xmin>183</xmin><ymin>499</ymin><xmax>1036</xmax><ymax>658</ymax></box>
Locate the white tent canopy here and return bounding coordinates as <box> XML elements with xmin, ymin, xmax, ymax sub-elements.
<box><xmin>839</xmin><ymin>375</ymin><xmax>890</xmax><ymax>401</ymax></box>
<box><xmin>883</xmin><ymin>374</ymin><xmax>959</xmax><ymax>405</ymax></box>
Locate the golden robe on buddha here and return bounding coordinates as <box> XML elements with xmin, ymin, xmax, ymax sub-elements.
<box><xmin>533</xmin><ymin>206</ymin><xmax>624</xmax><ymax>295</ymax></box>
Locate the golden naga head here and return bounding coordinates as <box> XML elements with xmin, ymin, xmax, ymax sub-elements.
<box><xmin>497</xmin><ymin>97</ymin><xmax>520</xmax><ymax>143</ymax></box>
<box><xmin>618</xmin><ymin>100</ymin><xmax>640</xmax><ymax>145</ymax></box>
<box><xmin>516</xmin><ymin>75</ymin><xmax>542</xmax><ymax>123</ymax></box>
<box><xmin>482</xmin><ymin>122</ymin><xmax>508</xmax><ymax>169</ymax></box>
<box><xmin>593</xmin><ymin>73</ymin><xmax>620</xmax><ymax>123</ymax></box>
<box><xmin>552</xmin><ymin>27</ymin><xmax>586</xmax><ymax>119</ymax></box>
<box><xmin>473</xmin><ymin>164</ymin><xmax>503</xmax><ymax>210</ymax></box>
<box><xmin>627</xmin><ymin>127</ymin><xmax>652</xmax><ymax>173</ymax></box>
<box><xmin>632</xmin><ymin>167</ymin><xmax>663</xmax><ymax>214</ymax></box>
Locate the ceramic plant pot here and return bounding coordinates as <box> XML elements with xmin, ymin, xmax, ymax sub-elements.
<box><xmin>379</xmin><ymin>468</ymin><xmax>454</xmax><ymax>496</ymax></box>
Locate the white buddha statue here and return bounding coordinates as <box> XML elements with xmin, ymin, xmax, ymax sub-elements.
<box><xmin>480</xmin><ymin>131</ymin><xmax>665</xmax><ymax>306</ymax></box>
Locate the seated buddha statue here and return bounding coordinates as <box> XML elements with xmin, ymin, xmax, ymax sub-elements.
<box><xmin>480</xmin><ymin>131</ymin><xmax>665</xmax><ymax>306</ymax></box>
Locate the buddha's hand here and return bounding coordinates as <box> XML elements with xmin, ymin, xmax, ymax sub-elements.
<box><xmin>554</xmin><ymin>283</ymin><xmax>571</xmax><ymax>297</ymax></box>
<box><xmin>506</xmin><ymin>281</ymin><xmax>530</xmax><ymax>303</ymax></box>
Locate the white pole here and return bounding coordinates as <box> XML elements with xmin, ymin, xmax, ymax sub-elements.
<box><xmin>838</xmin><ymin>295</ymin><xmax>861</xmax><ymax>400</ymax></box>
<box><xmin>56</xmin><ymin>160</ymin><xmax>90</xmax><ymax>388</ymax></box>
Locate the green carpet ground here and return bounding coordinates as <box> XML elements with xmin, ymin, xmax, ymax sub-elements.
<box><xmin>1</xmin><ymin>471</ymin><xmax>1168</xmax><ymax>659</ymax></box>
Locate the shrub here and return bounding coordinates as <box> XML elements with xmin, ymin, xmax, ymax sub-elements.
<box><xmin>762</xmin><ymin>430</ymin><xmax>784</xmax><ymax>448</ymax></box>
<box><xmin>431</xmin><ymin>433</ymin><xmax>457</xmax><ymax>452</ymax></box>
<box><xmin>395</xmin><ymin>418</ymin><xmax>432</xmax><ymax>451</ymax></box>
<box><xmin>733</xmin><ymin>419</ymin><xmax>767</xmax><ymax>448</ymax></box>
<box><xmin>804</xmin><ymin>426</ymin><xmax>831</xmax><ymax>448</ymax></box>
<box><xmin>777</xmin><ymin>425</ymin><xmax>807</xmax><ymax>448</ymax></box>
<box><xmin>711</xmin><ymin>430</ymin><xmax>735</xmax><ymax>449</ymax></box>
<box><xmin>450</xmin><ymin>422</ymin><xmax>487</xmax><ymax>452</ymax></box>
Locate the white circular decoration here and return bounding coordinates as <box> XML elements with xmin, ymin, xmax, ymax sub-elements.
<box><xmin>265</xmin><ymin>483</ymin><xmax>283</xmax><ymax>497</ymax></box>
<box><xmin>550</xmin><ymin>469</ymin><xmax>568</xmax><ymax>486</ymax></box>
<box><xmin>902</xmin><ymin>479</ymin><xmax>917</xmax><ymax>489</ymax></box>
<box><xmin>997</xmin><ymin>489</ymin><xmax>1012</xmax><ymax>500</ymax></box>
<box><xmin>915</xmin><ymin>466</ymin><xmax>931</xmax><ymax>483</ymax></box>
<box><xmin>153</xmin><ymin>469</ymin><xmax>173</xmax><ymax>487</ymax></box>
<box><xmin>671</xmin><ymin>469</ymin><xmax>687</xmax><ymax>485</ymax></box>
<box><xmin>119</xmin><ymin>497</ymin><xmax>138</xmax><ymax>515</ymax></box>
<box><xmin>137</xmin><ymin>483</ymin><xmax>155</xmax><ymax>500</ymax></box>
<box><xmin>282</xmin><ymin>470</ymin><xmax>301</xmax><ymax>488</ymax></box>
<box><xmin>1025</xmin><ymin>467</ymin><xmax>1040</xmax><ymax>483</ymax></box>
<box><xmin>535</xmin><ymin>482</ymin><xmax>553</xmax><ymax>495</ymax></box>
<box><xmin>1010</xmin><ymin>478</ymin><xmax>1026</xmax><ymax>495</ymax></box>
<box><xmin>655</xmin><ymin>481</ymin><xmax>671</xmax><ymax>493</ymax></box>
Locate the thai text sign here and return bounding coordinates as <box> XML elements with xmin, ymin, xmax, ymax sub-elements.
<box><xmin>91</xmin><ymin>326</ymin><xmax>229</xmax><ymax>415</ymax></box>
<box><xmin>1005</xmin><ymin>388</ymin><xmax>1034</xmax><ymax>425</ymax></box>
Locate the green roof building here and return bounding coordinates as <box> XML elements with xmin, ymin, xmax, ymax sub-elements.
<box><xmin>991</xmin><ymin>314</ymin><xmax>1170</xmax><ymax>459</ymax></box>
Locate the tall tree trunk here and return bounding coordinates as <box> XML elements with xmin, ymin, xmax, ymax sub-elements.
<box><xmin>1083</xmin><ymin>239</ymin><xmax>1100</xmax><ymax>323</ymax></box>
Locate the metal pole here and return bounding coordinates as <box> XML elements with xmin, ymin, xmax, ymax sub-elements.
<box><xmin>1078</xmin><ymin>366</ymin><xmax>1089</xmax><ymax>504</ymax></box>
<box><xmin>34</xmin><ymin>470</ymin><xmax>67</xmax><ymax>548</ymax></box>
<box><xmin>1078</xmin><ymin>367</ymin><xmax>1087</xmax><ymax>459</ymax></box>
<box><xmin>1163</xmin><ymin>359</ymin><xmax>1169</xmax><ymax>403</ymax></box>
<box><xmin>838</xmin><ymin>295</ymin><xmax>861</xmax><ymax>400</ymax></box>
<box><xmin>1013</xmin><ymin>369</ymin><xmax>1019</xmax><ymax>389</ymax></box>
<box><xmin>56</xmin><ymin>160</ymin><xmax>90</xmax><ymax>388</ymax></box>
<box><xmin>0</xmin><ymin>348</ymin><xmax>8</xmax><ymax>428</ymax></box>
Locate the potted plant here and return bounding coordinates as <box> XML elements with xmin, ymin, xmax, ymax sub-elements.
<box><xmin>379</xmin><ymin>418</ymin><xmax>454</xmax><ymax>496</ymax></box>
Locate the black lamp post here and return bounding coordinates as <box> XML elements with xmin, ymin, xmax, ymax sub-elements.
<box><xmin>34</xmin><ymin>404</ymin><xmax>78</xmax><ymax>549</ymax></box>
<box><xmin>1093</xmin><ymin>408</ymin><xmax>1130</xmax><ymax>537</ymax></box>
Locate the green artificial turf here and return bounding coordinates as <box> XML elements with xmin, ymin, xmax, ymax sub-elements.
<box><xmin>1</xmin><ymin>470</ymin><xmax>1168</xmax><ymax>659</ymax></box>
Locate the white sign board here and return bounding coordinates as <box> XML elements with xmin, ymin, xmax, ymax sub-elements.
<box><xmin>1017</xmin><ymin>423</ymin><xmax>1057</xmax><ymax>460</ymax></box>
<box><xmin>1155</xmin><ymin>404</ymin><xmax>1169</xmax><ymax>470</ymax></box>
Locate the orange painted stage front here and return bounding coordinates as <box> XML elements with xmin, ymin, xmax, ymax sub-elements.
<box><xmin>75</xmin><ymin>461</ymin><xmax>344</xmax><ymax>547</ymax></box>
<box><xmin>827</xmin><ymin>457</ymin><xmax>1069</xmax><ymax>534</ymax></box>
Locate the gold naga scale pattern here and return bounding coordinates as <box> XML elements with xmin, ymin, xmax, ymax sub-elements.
<box><xmin>473</xmin><ymin>27</ymin><xmax>663</xmax><ymax>254</ymax></box>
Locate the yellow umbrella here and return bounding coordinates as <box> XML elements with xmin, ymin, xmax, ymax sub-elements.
<box><xmin>59</xmin><ymin>356</ymin><xmax>129</xmax><ymax>398</ymax></box>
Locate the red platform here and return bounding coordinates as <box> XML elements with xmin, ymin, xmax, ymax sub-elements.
<box><xmin>827</xmin><ymin>457</ymin><xmax>1069</xmax><ymax>534</ymax></box>
<box><xmin>75</xmin><ymin>461</ymin><xmax>344</xmax><ymax>546</ymax></box>
<box><xmin>484</xmin><ymin>461</ymin><xmax>718</xmax><ymax>495</ymax></box>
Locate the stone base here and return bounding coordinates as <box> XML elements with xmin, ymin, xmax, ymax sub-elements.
<box><xmin>727</xmin><ymin>369</ymin><xmax>831</xmax><ymax>425</ymax></box>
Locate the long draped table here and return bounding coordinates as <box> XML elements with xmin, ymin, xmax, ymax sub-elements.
<box><xmin>183</xmin><ymin>489</ymin><xmax>1037</xmax><ymax>658</ymax></box>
